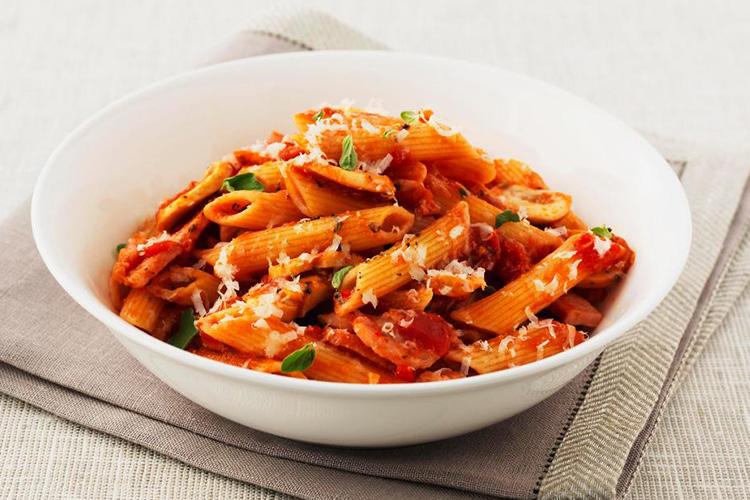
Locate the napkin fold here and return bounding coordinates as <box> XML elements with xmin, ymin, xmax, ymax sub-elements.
<box><xmin>1</xmin><ymin>9</ymin><xmax>749</xmax><ymax>500</ymax></box>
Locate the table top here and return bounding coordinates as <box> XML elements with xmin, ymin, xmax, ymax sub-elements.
<box><xmin>2</xmin><ymin>0</ymin><xmax>749</xmax><ymax>497</ymax></box>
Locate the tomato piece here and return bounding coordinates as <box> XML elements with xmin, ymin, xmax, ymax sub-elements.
<box><xmin>396</xmin><ymin>312</ymin><xmax>454</xmax><ymax>357</ymax></box>
<box><xmin>395</xmin><ymin>365</ymin><xmax>417</xmax><ymax>382</ymax></box>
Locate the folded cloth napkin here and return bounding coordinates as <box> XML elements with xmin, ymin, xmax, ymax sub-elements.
<box><xmin>2</xmin><ymin>9</ymin><xmax>750</xmax><ymax>500</ymax></box>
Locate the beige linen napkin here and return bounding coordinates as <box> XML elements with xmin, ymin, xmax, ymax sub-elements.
<box><xmin>1</xmin><ymin>9</ymin><xmax>749</xmax><ymax>500</ymax></box>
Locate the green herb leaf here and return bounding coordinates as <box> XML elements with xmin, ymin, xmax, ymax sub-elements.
<box><xmin>280</xmin><ymin>342</ymin><xmax>316</xmax><ymax>372</ymax></box>
<box><xmin>494</xmin><ymin>210</ymin><xmax>520</xmax><ymax>227</ymax></box>
<box><xmin>221</xmin><ymin>172</ymin><xmax>264</xmax><ymax>192</ymax></box>
<box><xmin>114</xmin><ymin>243</ymin><xmax>126</xmax><ymax>256</ymax></box>
<box><xmin>168</xmin><ymin>309</ymin><xmax>198</xmax><ymax>349</ymax></box>
<box><xmin>339</xmin><ymin>135</ymin><xmax>358</xmax><ymax>171</ymax></box>
<box><xmin>591</xmin><ymin>226</ymin><xmax>613</xmax><ymax>239</ymax></box>
<box><xmin>458</xmin><ymin>187</ymin><xmax>469</xmax><ymax>198</ymax></box>
<box><xmin>331</xmin><ymin>265</ymin><xmax>354</xmax><ymax>289</ymax></box>
<box><xmin>382</xmin><ymin>128</ymin><xmax>396</xmax><ymax>138</ymax></box>
<box><xmin>400</xmin><ymin>110</ymin><xmax>418</xmax><ymax>124</ymax></box>
<box><xmin>311</xmin><ymin>109</ymin><xmax>324</xmax><ymax>122</ymax></box>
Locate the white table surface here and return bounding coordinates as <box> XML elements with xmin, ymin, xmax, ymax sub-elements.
<box><xmin>2</xmin><ymin>0</ymin><xmax>749</xmax><ymax>498</ymax></box>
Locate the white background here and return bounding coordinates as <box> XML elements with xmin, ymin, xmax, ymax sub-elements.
<box><xmin>1</xmin><ymin>0</ymin><xmax>748</xmax><ymax>498</ymax></box>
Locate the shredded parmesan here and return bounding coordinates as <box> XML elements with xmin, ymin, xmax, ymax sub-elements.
<box><xmin>136</xmin><ymin>231</ymin><xmax>171</xmax><ymax>256</ymax></box>
<box><xmin>478</xmin><ymin>340</ymin><xmax>491</xmax><ymax>352</ymax></box>
<box><xmin>449</xmin><ymin>225</ymin><xmax>465</xmax><ymax>239</ymax></box>
<box><xmin>252</xmin><ymin>292</ymin><xmax>284</xmax><ymax>319</ymax></box>
<box><xmin>438</xmin><ymin>285</ymin><xmax>453</xmax><ymax>295</ymax></box>
<box><xmin>593</xmin><ymin>235</ymin><xmax>612</xmax><ymax>257</ymax></box>
<box><xmin>362</xmin><ymin>288</ymin><xmax>378</xmax><ymax>308</ymax></box>
<box><xmin>498</xmin><ymin>335</ymin><xmax>515</xmax><ymax>354</ymax></box>
<box><xmin>326</xmin><ymin>234</ymin><xmax>343</xmax><ymax>253</ymax></box>
<box><xmin>359</xmin><ymin>119</ymin><xmax>379</xmax><ymax>134</ymax></box>
<box><xmin>208</xmin><ymin>244</ymin><xmax>240</xmax><ymax>313</ymax></box>
<box><xmin>460</xmin><ymin>355</ymin><xmax>472</xmax><ymax>376</ymax></box>
<box><xmin>381</xmin><ymin>321</ymin><xmax>395</xmax><ymax>335</ymax></box>
<box><xmin>568</xmin><ymin>259</ymin><xmax>581</xmax><ymax>281</ymax></box>
<box><xmin>264</xmin><ymin>329</ymin><xmax>302</xmax><ymax>358</ymax></box>
<box><xmin>470</xmin><ymin>222</ymin><xmax>495</xmax><ymax>240</ymax></box>
<box><xmin>525</xmin><ymin>306</ymin><xmax>539</xmax><ymax>325</ymax></box>
<box><xmin>567</xmin><ymin>324</ymin><xmax>577</xmax><ymax>349</ymax></box>
<box><xmin>427</xmin><ymin>115</ymin><xmax>460</xmax><ymax>137</ymax></box>
<box><xmin>276</xmin><ymin>251</ymin><xmax>291</xmax><ymax>265</ymax></box>
<box><xmin>545</xmin><ymin>226</ymin><xmax>568</xmax><ymax>238</ymax></box>
<box><xmin>536</xmin><ymin>339</ymin><xmax>550</xmax><ymax>360</ymax></box>
<box><xmin>360</xmin><ymin>153</ymin><xmax>393</xmax><ymax>174</ymax></box>
<box><xmin>395</xmin><ymin>128</ymin><xmax>409</xmax><ymax>142</ymax></box>
<box><xmin>191</xmin><ymin>290</ymin><xmax>207</xmax><ymax>317</ymax></box>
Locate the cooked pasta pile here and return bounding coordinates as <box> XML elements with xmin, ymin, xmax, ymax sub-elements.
<box><xmin>110</xmin><ymin>104</ymin><xmax>634</xmax><ymax>383</ymax></box>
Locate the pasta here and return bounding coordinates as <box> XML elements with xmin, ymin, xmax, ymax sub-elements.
<box><xmin>110</xmin><ymin>102</ymin><xmax>634</xmax><ymax>383</ymax></box>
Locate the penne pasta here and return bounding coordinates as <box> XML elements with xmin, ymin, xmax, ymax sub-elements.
<box><xmin>112</xmin><ymin>103</ymin><xmax>634</xmax><ymax>383</ymax></box>
<box><xmin>336</xmin><ymin>202</ymin><xmax>469</xmax><ymax>314</ymax></box>
<box><xmin>451</xmin><ymin>232</ymin><xmax>627</xmax><ymax>334</ymax></box>
<box><xmin>156</xmin><ymin>160</ymin><xmax>235</xmax><ymax>230</ymax></box>
<box><xmin>203</xmin><ymin>190</ymin><xmax>303</xmax><ymax>229</ymax></box>
<box><xmin>199</xmin><ymin>205</ymin><xmax>414</xmax><ymax>280</ymax></box>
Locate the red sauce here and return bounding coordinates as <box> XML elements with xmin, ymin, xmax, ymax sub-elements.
<box><xmin>279</xmin><ymin>144</ymin><xmax>305</xmax><ymax>161</ymax></box>
<box><xmin>396</xmin><ymin>312</ymin><xmax>454</xmax><ymax>356</ymax></box>
<box><xmin>199</xmin><ymin>332</ymin><xmax>227</xmax><ymax>352</ymax></box>
<box><xmin>339</xmin><ymin>289</ymin><xmax>353</xmax><ymax>300</ymax></box>
<box><xmin>494</xmin><ymin>234</ymin><xmax>531</xmax><ymax>283</ymax></box>
<box><xmin>304</xmin><ymin>325</ymin><xmax>325</xmax><ymax>340</ymax></box>
<box><xmin>395</xmin><ymin>365</ymin><xmax>416</xmax><ymax>382</ymax></box>
<box><xmin>140</xmin><ymin>240</ymin><xmax>181</xmax><ymax>259</ymax></box>
<box><xmin>573</xmin><ymin>233</ymin><xmax>623</xmax><ymax>271</ymax></box>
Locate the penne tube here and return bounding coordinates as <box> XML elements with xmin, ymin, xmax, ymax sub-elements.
<box><xmin>490</xmin><ymin>158</ymin><xmax>547</xmax><ymax>189</ymax></box>
<box><xmin>304</xmin><ymin>342</ymin><xmax>397</xmax><ymax>383</ymax></box>
<box><xmin>451</xmin><ymin>232</ymin><xmax>627</xmax><ymax>334</ymax></box>
<box><xmin>119</xmin><ymin>288</ymin><xmax>173</xmax><ymax>340</ymax></box>
<box><xmin>281</xmin><ymin>163</ymin><xmax>382</xmax><ymax>217</ymax></box>
<box><xmin>297</xmin><ymin>109</ymin><xmax>495</xmax><ymax>184</ymax></box>
<box><xmin>446</xmin><ymin>320</ymin><xmax>586</xmax><ymax>374</ymax></box>
<box><xmin>200</xmin><ymin>205</ymin><xmax>414</xmax><ymax>280</ymax></box>
<box><xmin>121</xmin><ymin>212</ymin><xmax>210</xmax><ymax>288</ymax></box>
<box><xmin>203</xmin><ymin>190</ymin><xmax>303</xmax><ymax>229</ymax></box>
<box><xmin>156</xmin><ymin>160</ymin><xmax>235</xmax><ymax>230</ymax></box>
<box><xmin>147</xmin><ymin>266</ymin><xmax>221</xmax><ymax>308</ymax></box>
<box><xmin>268</xmin><ymin>250</ymin><xmax>363</xmax><ymax>279</ymax></box>
<box><xmin>377</xmin><ymin>286</ymin><xmax>434</xmax><ymax>311</ymax></box>
<box><xmin>219</xmin><ymin>225</ymin><xmax>243</xmax><ymax>242</ymax></box>
<box><xmin>487</xmin><ymin>185</ymin><xmax>572</xmax><ymax>225</ymax></box>
<box><xmin>303</xmin><ymin>162</ymin><xmax>395</xmax><ymax>197</ymax></box>
<box><xmin>336</xmin><ymin>202</ymin><xmax>470</xmax><ymax>315</ymax></box>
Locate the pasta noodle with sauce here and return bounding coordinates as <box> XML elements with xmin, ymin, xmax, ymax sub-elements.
<box><xmin>110</xmin><ymin>102</ymin><xmax>634</xmax><ymax>383</ymax></box>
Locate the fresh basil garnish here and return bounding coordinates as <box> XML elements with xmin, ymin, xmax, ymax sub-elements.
<box><xmin>168</xmin><ymin>309</ymin><xmax>198</xmax><ymax>349</ymax></box>
<box><xmin>591</xmin><ymin>226</ymin><xmax>613</xmax><ymax>239</ymax></box>
<box><xmin>280</xmin><ymin>342</ymin><xmax>316</xmax><ymax>372</ymax></box>
<box><xmin>221</xmin><ymin>172</ymin><xmax>264</xmax><ymax>192</ymax></box>
<box><xmin>331</xmin><ymin>265</ymin><xmax>353</xmax><ymax>289</ymax></box>
<box><xmin>495</xmin><ymin>210</ymin><xmax>520</xmax><ymax>227</ymax></box>
<box><xmin>400</xmin><ymin>110</ymin><xmax>419</xmax><ymax>124</ymax></box>
<box><xmin>339</xmin><ymin>135</ymin><xmax>358</xmax><ymax>171</ymax></box>
<box><xmin>311</xmin><ymin>109</ymin><xmax>324</xmax><ymax>121</ymax></box>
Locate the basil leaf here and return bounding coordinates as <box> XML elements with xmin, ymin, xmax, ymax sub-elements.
<box><xmin>331</xmin><ymin>265</ymin><xmax>354</xmax><ymax>289</ymax></box>
<box><xmin>221</xmin><ymin>172</ymin><xmax>264</xmax><ymax>192</ymax></box>
<box><xmin>382</xmin><ymin>128</ymin><xmax>396</xmax><ymax>138</ymax></box>
<box><xmin>339</xmin><ymin>135</ymin><xmax>358</xmax><ymax>171</ymax></box>
<box><xmin>591</xmin><ymin>226</ymin><xmax>613</xmax><ymax>239</ymax></box>
<box><xmin>168</xmin><ymin>309</ymin><xmax>198</xmax><ymax>349</ymax></box>
<box><xmin>281</xmin><ymin>342</ymin><xmax>316</xmax><ymax>372</ymax></box>
<box><xmin>458</xmin><ymin>187</ymin><xmax>469</xmax><ymax>198</ymax></box>
<box><xmin>495</xmin><ymin>210</ymin><xmax>520</xmax><ymax>227</ymax></box>
<box><xmin>114</xmin><ymin>243</ymin><xmax>126</xmax><ymax>256</ymax></box>
<box><xmin>311</xmin><ymin>109</ymin><xmax>324</xmax><ymax>121</ymax></box>
<box><xmin>400</xmin><ymin>110</ymin><xmax>418</xmax><ymax>124</ymax></box>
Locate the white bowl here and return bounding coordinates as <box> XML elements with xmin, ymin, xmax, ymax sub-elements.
<box><xmin>32</xmin><ymin>51</ymin><xmax>690</xmax><ymax>447</ymax></box>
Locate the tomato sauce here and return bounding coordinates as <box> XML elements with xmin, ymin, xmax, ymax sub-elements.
<box><xmin>395</xmin><ymin>312</ymin><xmax>454</xmax><ymax>356</ymax></box>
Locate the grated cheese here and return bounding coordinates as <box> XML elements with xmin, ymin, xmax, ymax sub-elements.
<box><xmin>438</xmin><ymin>285</ymin><xmax>453</xmax><ymax>295</ymax></box>
<box><xmin>191</xmin><ymin>290</ymin><xmax>207</xmax><ymax>317</ymax></box>
<box><xmin>545</xmin><ymin>226</ymin><xmax>568</xmax><ymax>238</ymax></box>
<box><xmin>460</xmin><ymin>355</ymin><xmax>472</xmax><ymax>376</ymax></box>
<box><xmin>359</xmin><ymin>153</ymin><xmax>393</xmax><ymax>174</ymax></box>
<box><xmin>470</xmin><ymin>222</ymin><xmax>495</xmax><ymax>240</ymax></box>
<box><xmin>381</xmin><ymin>321</ymin><xmax>395</xmax><ymax>335</ymax></box>
<box><xmin>593</xmin><ymin>234</ymin><xmax>612</xmax><ymax>257</ymax></box>
<box><xmin>536</xmin><ymin>340</ymin><xmax>550</xmax><ymax>360</ymax></box>
<box><xmin>359</xmin><ymin>119</ymin><xmax>379</xmax><ymax>134</ymax></box>
<box><xmin>525</xmin><ymin>306</ymin><xmax>539</xmax><ymax>325</ymax></box>
<box><xmin>264</xmin><ymin>329</ymin><xmax>302</xmax><ymax>358</ymax></box>
<box><xmin>136</xmin><ymin>231</ymin><xmax>171</xmax><ymax>256</ymax></box>
<box><xmin>427</xmin><ymin>115</ymin><xmax>460</xmax><ymax>137</ymax></box>
<box><xmin>362</xmin><ymin>288</ymin><xmax>378</xmax><ymax>308</ymax></box>
<box><xmin>568</xmin><ymin>259</ymin><xmax>581</xmax><ymax>281</ymax></box>
<box><xmin>449</xmin><ymin>224</ymin><xmax>465</xmax><ymax>239</ymax></box>
<box><xmin>395</xmin><ymin>128</ymin><xmax>409</xmax><ymax>142</ymax></box>
<box><xmin>498</xmin><ymin>335</ymin><xmax>515</xmax><ymax>354</ymax></box>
